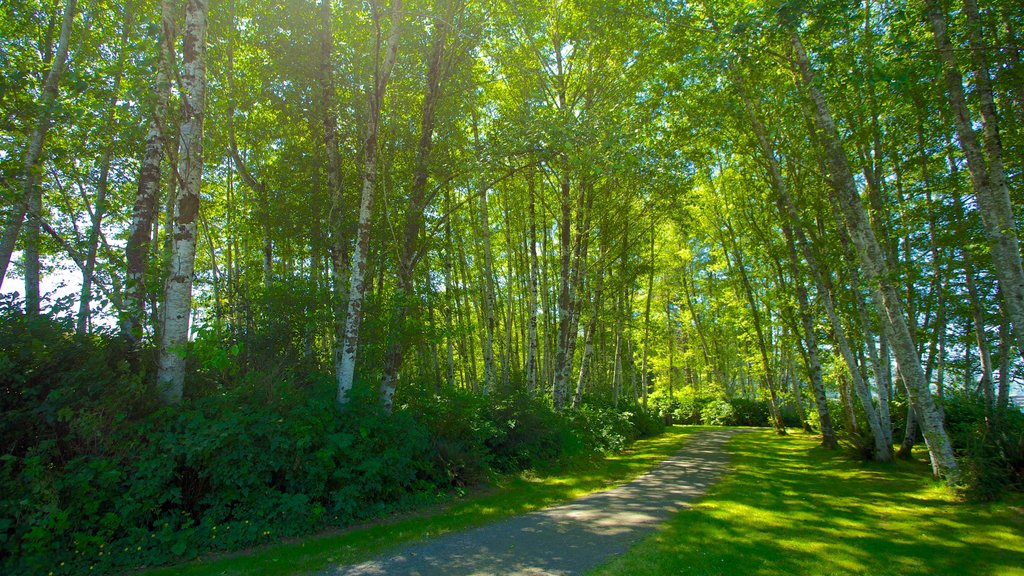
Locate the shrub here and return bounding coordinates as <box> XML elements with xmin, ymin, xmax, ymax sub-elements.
<box><xmin>701</xmin><ymin>399</ymin><xmax>736</xmax><ymax>426</ymax></box>
<box><xmin>0</xmin><ymin>303</ymin><xmax>668</xmax><ymax>576</ymax></box>
<box><xmin>728</xmin><ymin>397</ymin><xmax>771</xmax><ymax>427</ymax></box>
<box><xmin>568</xmin><ymin>406</ymin><xmax>636</xmax><ymax>454</ymax></box>
<box><xmin>944</xmin><ymin>390</ymin><xmax>1024</xmax><ymax>501</ymax></box>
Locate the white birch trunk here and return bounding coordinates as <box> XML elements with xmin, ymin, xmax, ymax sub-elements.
<box><xmin>791</xmin><ymin>30</ymin><xmax>958</xmax><ymax>481</ymax></box>
<box><xmin>336</xmin><ymin>0</ymin><xmax>402</xmax><ymax>405</ymax></box>
<box><xmin>926</xmin><ymin>0</ymin><xmax>1024</xmax><ymax>361</ymax></box>
<box><xmin>124</xmin><ymin>4</ymin><xmax>171</xmax><ymax>342</ymax></box>
<box><xmin>156</xmin><ymin>0</ymin><xmax>209</xmax><ymax>404</ymax></box>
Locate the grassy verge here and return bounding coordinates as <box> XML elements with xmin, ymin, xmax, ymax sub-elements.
<box><xmin>591</xmin><ymin>430</ymin><xmax>1024</xmax><ymax>576</ymax></box>
<box><xmin>138</xmin><ymin>425</ymin><xmax>712</xmax><ymax>576</ymax></box>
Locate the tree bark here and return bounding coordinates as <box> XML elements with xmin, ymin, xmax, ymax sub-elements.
<box><xmin>156</xmin><ymin>0</ymin><xmax>210</xmax><ymax>404</ymax></box>
<box><xmin>525</xmin><ymin>170</ymin><xmax>541</xmax><ymax>395</ymax></box>
<box><xmin>573</xmin><ymin>242</ymin><xmax>604</xmax><ymax>408</ymax></box>
<box><xmin>736</xmin><ymin>78</ymin><xmax>837</xmax><ymax>448</ymax></box>
<box><xmin>124</xmin><ymin>0</ymin><xmax>173</xmax><ymax>343</ymax></box>
<box><xmin>791</xmin><ymin>29</ymin><xmax>957</xmax><ymax>481</ymax></box>
<box><xmin>336</xmin><ymin>0</ymin><xmax>403</xmax><ymax>405</ymax></box>
<box><xmin>78</xmin><ymin>11</ymin><xmax>130</xmax><ymax>334</ymax></box>
<box><xmin>926</xmin><ymin>0</ymin><xmax>1024</xmax><ymax>362</ymax></box>
<box><xmin>718</xmin><ymin>213</ymin><xmax>785</xmax><ymax>434</ymax></box>
<box><xmin>380</xmin><ymin>5</ymin><xmax>454</xmax><ymax>410</ymax></box>
<box><xmin>639</xmin><ymin>223</ymin><xmax>655</xmax><ymax>409</ymax></box>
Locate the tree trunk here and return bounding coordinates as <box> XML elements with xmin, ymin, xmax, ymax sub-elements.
<box><xmin>926</xmin><ymin>0</ymin><xmax>1024</xmax><ymax>362</ymax></box>
<box><xmin>319</xmin><ymin>0</ymin><xmax>350</xmax><ymax>396</ymax></box>
<box><xmin>573</xmin><ymin>243</ymin><xmax>605</xmax><ymax>409</ymax></box>
<box><xmin>718</xmin><ymin>213</ymin><xmax>786</xmax><ymax>434</ymax></box>
<box><xmin>791</xmin><ymin>29</ymin><xmax>957</xmax><ymax>481</ymax></box>
<box><xmin>336</xmin><ymin>0</ymin><xmax>403</xmax><ymax>405</ymax></box>
<box><xmin>736</xmin><ymin>78</ymin><xmax>837</xmax><ymax>448</ymax></box>
<box><xmin>379</xmin><ymin>5</ymin><xmax>452</xmax><ymax>410</ymax></box>
<box><xmin>79</xmin><ymin>12</ymin><xmax>130</xmax><ymax>334</ymax></box>
<box><xmin>0</xmin><ymin>0</ymin><xmax>78</xmax><ymax>303</ymax></box>
<box><xmin>640</xmin><ymin>223</ymin><xmax>655</xmax><ymax>409</ymax></box>
<box><xmin>525</xmin><ymin>170</ymin><xmax>541</xmax><ymax>395</ymax></box>
<box><xmin>476</xmin><ymin>129</ymin><xmax>498</xmax><ymax>397</ymax></box>
<box><xmin>156</xmin><ymin>0</ymin><xmax>210</xmax><ymax>404</ymax></box>
<box><xmin>124</xmin><ymin>0</ymin><xmax>172</xmax><ymax>343</ymax></box>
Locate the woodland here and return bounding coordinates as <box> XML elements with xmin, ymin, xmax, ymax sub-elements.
<box><xmin>1</xmin><ymin>0</ymin><xmax>1023</xmax><ymax>574</ymax></box>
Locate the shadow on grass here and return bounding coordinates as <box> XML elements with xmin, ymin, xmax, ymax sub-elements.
<box><xmin>592</xmin><ymin>431</ymin><xmax>1024</xmax><ymax>576</ymax></box>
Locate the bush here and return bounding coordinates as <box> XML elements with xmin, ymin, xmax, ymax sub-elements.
<box><xmin>943</xmin><ymin>390</ymin><xmax>1024</xmax><ymax>501</ymax></box>
<box><xmin>568</xmin><ymin>406</ymin><xmax>636</xmax><ymax>454</ymax></box>
<box><xmin>701</xmin><ymin>399</ymin><xmax>736</xmax><ymax>426</ymax></box>
<box><xmin>729</xmin><ymin>397</ymin><xmax>771</xmax><ymax>427</ymax></box>
<box><xmin>0</xmin><ymin>303</ymin><xmax>669</xmax><ymax>576</ymax></box>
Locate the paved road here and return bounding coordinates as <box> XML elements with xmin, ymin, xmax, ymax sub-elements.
<box><xmin>313</xmin><ymin>428</ymin><xmax>745</xmax><ymax>576</ymax></box>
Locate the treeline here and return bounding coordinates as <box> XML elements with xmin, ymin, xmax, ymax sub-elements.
<box><xmin>1</xmin><ymin>0</ymin><xmax>1024</xmax><ymax>571</ymax></box>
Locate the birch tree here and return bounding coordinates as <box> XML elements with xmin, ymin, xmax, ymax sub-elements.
<box><xmin>336</xmin><ymin>0</ymin><xmax>403</xmax><ymax>405</ymax></box>
<box><xmin>156</xmin><ymin>0</ymin><xmax>210</xmax><ymax>404</ymax></box>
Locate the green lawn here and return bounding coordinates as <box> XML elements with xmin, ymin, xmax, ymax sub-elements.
<box><xmin>591</xmin><ymin>430</ymin><xmax>1024</xmax><ymax>576</ymax></box>
<box><xmin>139</xmin><ymin>426</ymin><xmax>712</xmax><ymax>576</ymax></box>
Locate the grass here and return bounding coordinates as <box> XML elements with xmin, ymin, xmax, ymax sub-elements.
<box><xmin>138</xmin><ymin>425</ymin><xmax>712</xmax><ymax>576</ymax></box>
<box><xmin>590</xmin><ymin>429</ymin><xmax>1024</xmax><ymax>576</ymax></box>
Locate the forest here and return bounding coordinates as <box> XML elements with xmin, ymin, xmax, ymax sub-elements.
<box><xmin>1</xmin><ymin>0</ymin><xmax>1023</xmax><ymax>574</ymax></box>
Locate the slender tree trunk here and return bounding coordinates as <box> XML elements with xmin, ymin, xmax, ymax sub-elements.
<box><xmin>0</xmin><ymin>0</ymin><xmax>78</xmax><ymax>302</ymax></box>
<box><xmin>640</xmin><ymin>223</ymin><xmax>655</xmax><ymax>409</ymax></box>
<box><xmin>718</xmin><ymin>214</ymin><xmax>786</xmax><ymax>434</ymax></box>
<box><xmin>336</xmin><ymin>0</ymin><xmax>402</xmax><ymax>405</ymax></box>
<box><xmin>124</xmin><ymin>1</ymin><xmax>172</xmax><ymax>343</ymax></box>
<box><xmin>319</xmin><ymin>0</ymin><xmax>350</xmax><ymax>395</ymax></box>
<box><xmin>552</xmin><ymin>169</ymin><xmax>573</xmax><ymax>409</ymax></box>
<box><xmin>736</xmin><ymin>79</ymin><xmax>837</xmax><ymax>448</ymax></box>
<box><xmin>379</xmin><ymin>6</ymin><xmax>453</xmax><ymax>410</ymax></box>
<box><xmin>791</xmin><ymin>29</ymin><xmax>956</xmax><ymax>480</ymax></box>
<box><xmin>476</xmin><ymin>135</ymin><xmax>498</xmax><ymax>396</ymax></box>
<box><xmin>839</xmin><ymin>371</ymin><xmax>860</xmax><ymax>434</ymax></box>
<box><xmin>998</xmin><ymin>304</ymin><xmax>1011</xmax><ymax>412</ymax></box>
<box><xmin>927</xmin><ymin>0</ymin><xmax>1024</xmax><ymax>362</ymax></box>
<box><xmin>963</xmin><ymin>247</ymin><xmax>996</xmax><ymax>414</ymax></box>
<box><xmin>78</xmin><ymin>13</ymin><xmax>130</xmax><ymax>334</ymax></box>
<box><xmin>525</xmin><ymin>170</ymin><xmax>541</xmax><ymax>395</ymax></box>
<box><xmin>156</xmin><ymin>0</ymin><xmax>210</xmax><ymax>404</ymax></box>
<box><xmin>573</xmin><ymin>244</ymin><xmax>604</xmax><ymax>409</ymax></box>
<box><xmin>831</xmin><ymin>200</ymin><xmax>895</xmax><ymax>455</ymax></box>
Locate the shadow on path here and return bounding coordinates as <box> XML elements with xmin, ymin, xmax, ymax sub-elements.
<box><xmin>313</xmin><ymin>429</ymin><xmax>747</xmax><ymax>576</ymax></box>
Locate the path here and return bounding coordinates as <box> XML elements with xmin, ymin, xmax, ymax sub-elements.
<box><xmin>313</xmin><ymin>428</ymin><xmax>746</xmax><ymax>576</ymax></box>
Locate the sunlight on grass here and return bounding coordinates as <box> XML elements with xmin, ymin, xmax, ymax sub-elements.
<box><xmin>590</xmin><ymin>430</ymin><xmax>1024</xmax><ymax>576</ymax></box>
<box><xmin>139</xmin><ymin>426</ymin><xmax>711</xmax><ymax>576</ymax></box>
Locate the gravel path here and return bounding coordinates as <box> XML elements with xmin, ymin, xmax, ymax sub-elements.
<box><xmin>312</xmin><ymin>428</ymin><xmax>745</xmax><ymax>576</ymax></box>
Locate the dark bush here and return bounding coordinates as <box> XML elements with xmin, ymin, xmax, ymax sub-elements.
<box><xmin>728</xmin><ymin>397</ymin><xmax>772</xmax><ymax>427</ymax></box>
<box><xmin>943</xmin><ymin>390</ymin><xmax>1024</xmax><ymax>501</ymax></box>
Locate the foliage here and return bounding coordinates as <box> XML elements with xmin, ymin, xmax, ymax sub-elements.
<box><xmin>943</xmin><ymin>390</ymin><xmax>1024</xmax><ymax>501</ymax></box>
<box><xmin>0</xmin><ymin>305</ymin><xmax>664</xmax><ymax>575</ymax></box>
<box><xmin>651</xmin><ymin>390</ymin><xmax>775</xmax><ymax>428</ymax></box>
<box><xmin>700</xmin><ymin>399</ymin><xmax>737</xmax><ymax>426</ymax></box>
<box><xmin>138</xmin><ymin>426</ymin><xmax>708</xmax><ymax>576</ymax></box>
